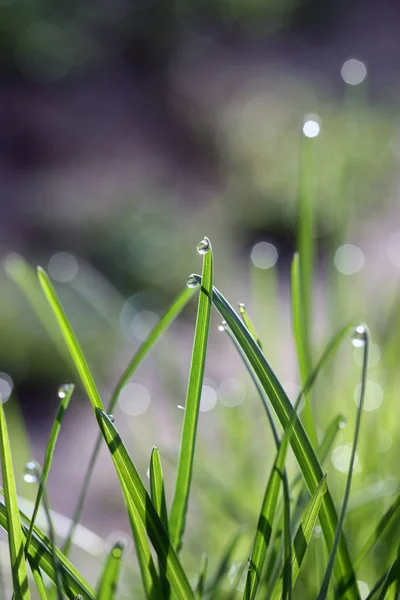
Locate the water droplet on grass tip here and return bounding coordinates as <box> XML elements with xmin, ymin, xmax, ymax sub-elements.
<box><xmin>197</xmin><ymin>237</ymin><xmax>210</xmax><ymax>255</ymax></box>
<box><xmin>238</xmin><ymin>303</ymin><xmax>246</xmax><ymax>314</ymax></box>
<box><xmin>218</xmin><ymin>321</ymin><xmax>227</xmax><ymax>332</ymax></box>
<box><xmin>352</xmin><ymin>325</ymin><xmax>367</xmax><ymax>348</ymax></box>
<box><xmin>339</xmin><ymin>417</ymin><xmax>347</xmax><ymax>429</ymax></box>
<box><xmin>58</xmin><ymin>384</ymin><xmax>71</xmax><ymax>398</ymax></box>
<box><xmin>23</xmin><ymin>461</ymin><xmax>39</xmax><ymax>484</ymax></box>
<box><xmin>186</xmin><ymin>275</ymin><xmax>198</xmax><ymax>288</ymax></box>
<box><xmin>107</xmin><ymin>414</ymin><xmax>115</xmax><ymax>423</ymax></box>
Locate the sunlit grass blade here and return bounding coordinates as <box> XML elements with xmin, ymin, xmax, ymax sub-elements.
<box><xmin>192</xmin><ymin>276</ymin><xmax>359</xmax><ymax>600</ymax></box>
<box><xmin>195</xmin><ymin>555</ymin><xmax>208</xmax><ymax>599</ymax></box>
<box><xmin>291</xmin><ymin>252</ymin><xmax>317</xmax><ymax>447</ymax></box>
<box><xmin>96</xmin><ymin>540</ymin><xmax>125</xmax><ymax>600</ymax></box>
<box><xmin>376</xmin><ymin>544</ymin><xmax>400</xmax><ymax>600</ymax></box>
<box><xmin>95</xmin><ymin>409</ymin><xmax>194</xmax><ymax>599</ymax></box>
<box><xmin>28</xmin><ymin>559</ymin><xmax>49</xmax><ymax>600</ymax></box>
<box><xmin>0</xmin><ymin>403</ymin><xmax>31</xmax><ymax>598</ymax></box>
<box><xmin>208</xmin><ymin>531</ymin><xmax>241</xmax><ymax>598</ymax></box>
<box><xmin>170</xmin><ymin>238</ymin><xmax>213</xmax><ymax>552</ymax></box>
<box><xmin>62</xmin><ymin>286</ymin><xmax>196</xmax><ymax>557</ymax></box>
<box><xmin>272</xmin><ymin>474</ymin><xmax>327</xmax><ymax>599</ymax></box>
<box><xmin>318</xmin><ymin>414</ymin><xmax>346</xmax><ymax>464</ymax></box>
<box><xmin>238</xmin><ymin>303</ymin><xmax>263</xmax><ymax>348</ymax></box>
<box><xmin>354</xmin><ymin>493</ymin><xmax>400</xmax><ymax>570</ymax></box>
<box><xmin>150</xmin><ymin>447</ymin><xmax>170</xmax><ymax>599</ymax></box>
<box><xmin>0</xmin><ymin>495</ymin><xmax>95</xmax><ymax>599</ymax></box>
<box><xmin>37</xmin><ymin>267</ymin><xmax>104</xmax><ymax>411</ymax></box>
<box><xmin>316</xmin><ymin>325</ymin><xmax>369</xmax><ymax>600</ymax></box>
<box><xmin>25</xmin><ymin>384</ymin><xmax>74</xmax><ymax>553</ymax></box>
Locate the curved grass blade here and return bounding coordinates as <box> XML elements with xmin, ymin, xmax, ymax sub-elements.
<box><xmin>272</xmin><ymin>474</ymin><xmax>327</xmax><ymax>599</ymax></box>
<box><xmin>96</xmin><ymin>540</ymin><xmax>125</xmax><ymax>600</ymax></box>
<box><xmin>37</xmin><ymin>267</ymin><xmax>104</xmax><ymax>411</ymax></box>
<box><xmin>95</xmin><ymin>410</ymin><xmax>194</xmax><ymax>599</ymax></box>
<box><xmin>192</xmin><ymin>276</ymin><xmax>359</xmax><ymax>600</ymax></box>
<box><xmin>169</xmin><ymin>239</ymin><xmax>213</xmax><ymax>552</ymax></box>
<box><xmin>195</xmin><ymin>555</ymin><xmax>208</xmax><ymax>599</ymax></box>
<box><xmin>238</xmin><ymin>303</ymin><xmax>262</xmax><ymax>349</ymax></box>
<box><xmin>291</xmin><ymin>252</ymin><xmax>317</xmax><ymax>448</ymax></box>
<box><xmin>208</xmin><ymin>531</ymin><xmax>241</xmax><ymax>599</ymax></box>
<box><xmin>354</xmin><ymin>493</ymin><xmax>400</xmax><ymax>570</ymax></box>
<box><xmin>318</xmin><ymin>414</ymin><xmax>346</xmax><ymax>464</ymax></box>
<box><xmin>62</xmin><ymin>286</ymin><xmax>196</xmax><ymax>556</ymax></box>
<box><xmin>376</xmin><ymin>545</ymin><xmax>400</xmax><ymax>600</ymax></box>
<box><xmin>0</xmin><ymin>496</ymin><xmax>95</xmax><ymax>599</ymax></box>
<box><xmin>150</xmin><ymin>447</ymin><xmax>170</xmax><ymax>599</ymax></box>
<box><xmin>0</xmin><ymin>403</ymin><xmax>31</xmax><ymax>599</ymax></box>
<box><xmin>316</xmin><ymin>325</ymin><xmax>369</xmax><ymax>600</ymax></box>
<box><xmin>26</xmin><ymin>384</ymin><xmax>74</xmax><ymax>553</ymax></box>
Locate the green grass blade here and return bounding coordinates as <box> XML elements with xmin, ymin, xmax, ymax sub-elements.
<box><xmin>150</xmin><ymin>447</ymin><xmax>170</xmax><ymax>599</ymax></box>
<box><xmin>195</xmin><ymin>555</ymin><xmax>208</xmax><ymax>599</ymax></box>
<box><xmin>238</xmin><ymin>303</ymin><xmax>263</xmax><ymax>348</ymax></box>
<box><xmin>318</xmin><ymin>414</ymin><xmax>346</xmax><ymax>464</ymax></box>
<box><xmin>272</xmin><ymin>474</ymin><xmax>327</xmax><ymax>599</ymax></box>
<box><xmin>28</xmin><ymin>559</ymin><xmax>49</xmax><ymax>600</ymax></box>
<box><xmin>208</xmin><ymin>531</ymin><xmax>241</xmax><ymax>598</ymax></box>
<box><xmin>316</xmin><ymin>325</ymin><xmax>369</xmax><ymax>600</ymax></box>
<box><xmin>0</xmin><ymin>403</ymin><xmax>31</xmax><ymax>599</ymax></box>
<box><xmin>193</xmin><ymin>276</ymin><xmax>359</xmax><ymax>600</ymax></box>
<box><xmin>291</xmin><ymin>252</ymin><xmax>317</xmax><ymax>448</ymax></box>
<box><xmin>0</xmin><ymin>496</ymin><xmax>95</xmax><ymax>599</ymax></box>
<box><xmin>95</xmin><ymin>409</ymin><xmax>194</xmax><ymax>599</ymax></box>
<box><xmin>96</xmin><ymin>541</ymin><xmax>125</xmax><ymax>600</ymax></box>
<box><xmin>62</xmin><ymin>286</ymin><xmax>195</xmax><ymax>557</ymax></box>
<box><xmin>169</xmin><ymin>238</ymin><xmax>213</xmax><ymax>552</ymax></box>
<box><xmin>25</xmin><ymin>384</ymin><xmax>74</xmax><ymax>553</ymax></box>
<box><xmin>376</xmin><ymin>546</ymin><xmax>400</xmax><ymax>600</ymax></box>
<box><xmin>37</xmin><ymin>267</ymin><xmax>104</xmax><ymax>411</ymax></box>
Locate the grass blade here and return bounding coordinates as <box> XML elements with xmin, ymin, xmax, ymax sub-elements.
<box><xmin>150</xmin><ymin>447</ymin><xmax>170</xmax><ymax>599</ymax></box>
<box><xmin>291</xmin><ymin>252</ymin><xmax>317</xmax><ymax>447</ymax></box>
<box><xmin>96</xmin><ymin>541</ymin><xmax>125</xmax><ymax>600</ymax></box>
<box><xmin>28</xmin><ymin>559</ymin><xmax>49</xmax><ymax>600</ymax></box>
<box><xmin>195</xmin><ymin>555</ymin><xmax>208</xmax><ymax>599</ymax></box>
<box><xmin>0</xmin><ymin>402</ymin><xmax>31</xmax><ymax>598</ymax></box>
<box><xmin>376</xmin><ymin>545</ymin><xmax>400</xmax><ymax>600</ymax></box>
<box><xmin>37</xmin><ymin>267</ymin><xmax>104</xmax><ymax>411</ymax></box>
<box><xmin>25</xmin><ymin>384</ymin><xmax>74</xmax><ymax>553</ymax></box>
<box><xmin>193</xmin><ymin>276</ymin><xmax>359</xmax><ymax>600</ymax></box>
<box><xmin>62</xmin><ymin>286</ymin><xmax>195</xmax><ymax>556</ymax></box>
<box><xmin>169</xmin><ymin>238</ymin><xmax>213</xmax><ymax>552</ymax></box>
<box><xmin>95</xmin><ymin>409</ymin><xmax>194</xmax><ymax>599</ymax></box>
<box><xmin>318</xmin><ymin>414</ymin><xmax>346</xmax><ymax>464</ymax></box>
<box><xmin>316</xmin><ymin>325</ymin><xmax>369</xmax><ymax>600</ymax></box>
<box><xmin>0</xmin><ymin>495</ymin><xmax>95</xmax><ymax>599</ymax></box>
<box><xmin>238</xmin><ymin>303</ymin><xmax>263</xmax><ymax>348</ymax></box>
<box><xmin>272</xmin><ymin>474</ymin><xmax>328</xmax><ymax>599</ymax></box>
<box><xmin>208</xmin><ymin>531</ymin><xmax>241</xmax><ymax>598</ymax></box>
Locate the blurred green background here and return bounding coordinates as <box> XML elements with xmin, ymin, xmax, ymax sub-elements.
<box><xmin>1</xmin><ymin>0</ymin><xmax>400</xmax><ymax>596</ymax></box>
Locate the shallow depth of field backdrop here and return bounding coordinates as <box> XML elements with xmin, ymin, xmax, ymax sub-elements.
<box><xmin>1</xmin><ymin>0</ymin><xmax>400</xmax><ymax>597</ymax></box>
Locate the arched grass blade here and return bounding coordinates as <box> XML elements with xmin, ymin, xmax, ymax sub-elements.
<box><xmin>272</xmin><ymin>474</ymin><xmax>327</xmax><ymax>599</ymax></box>
<box><xmin>316</xmin><ymin>325</ymin><xmax>369</xmax><ymax>600</ymax></box>
<box><xmin>0</xmin><ymin>496</ymin><xmax>95</xmax><ymax>599</ymax></box>
<box><xmin>354</xmin><ymin>492</ymin><xmax>400</xmax><ymax>571</ymax></box>
<box><xmin>26</xmin><ymin>385</ymin><xmax>74</xmax><ymax>553</ymax></box>
<box><xmin>192</xmin><ymin>276</ymin><xmax>359</xmax><ymax>600</ymax></box>
<box><xmin>0</xmin><ymin>403</ymin><xmax>31</xmax><ymax>599</ymax></box>
<box><xmin>95</xmin><ymin>409</ymin><xmax>194</xmax><ymax>599</ymax></box>
<box><xmin>195</xmin><ymin>555</ymin><xmax>208</xmax><ymax>599</ymax></box>
<box><xmin>37</xmin><ymin>267</ymin><xmax>104</xmax><ymax>411</ymax></box>
<box><xmin>150</xmin><ymin>447</ymin><xmax>170</xmax><ymax>599</ymax></box>
<box><xmin>318</xmin><ymin>415</ymin><xmax>346</xmax><ymax>464</ymax></box>
<box><xmin>169</xmin><ymin>239</ymin><xmax>213</xmax><ymax>552</ymax></box>
<box><xmin>96</xmin><ymin>541</ymin><xmax>125</xmax><ymax>600</ymax></box>
<box><xmin>63</xmin><ymin>286</ymin><xmax>196</xmax><ymax>557</ymax></box>
<box><xmin>238</xmin><ymin>303</ymin><xmax>263</xmax><ymax>349</ymax></box>
<box><xmin>208</xmin><ymin>531</ymin><xmax>241</xmax><ymax>599</ymax></box>
<box><xmin>291</xmin><ymin>252</ymin><xmax>317</xmax><ymax>448</ymax></box>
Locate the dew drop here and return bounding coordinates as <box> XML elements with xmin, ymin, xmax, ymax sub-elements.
<box><xmin>339</xmin><ymin>417</ymin><xmax>347</xmax><ymax>429</ymax></box>
<box><xmin>238</xmin><ymin>303</ymin><xmax>246</xmax><ymax>315</ymax></box>
<box><xmin>186</xmin><ymin>275</ymin><xmax>199</xmax><ymax>289</ymax></box>
<box><xmin>218</xmin><ymin>321</ymin><xmax>227</xmax><ymax>332</ymax></box>
<box><xmin>352</xmin><ymin>325</ymin><xmax>367</xmax><ymax>348</ymax></box>
<box><xmin>75</xmin><ymin>596</ymin><xmax>84</xmax><ymax>600</ymax></box>
<box><xmin>197</xmin><ymin>237</ymin><xmax>211</xmax><ymax>255</ymax></box>
<box><xmin>58</xmin><ymin>384</ymin><xmax>71</xmax><ymax>399</ymax></box>
<box><xmin>107</xmin><ymin>414</ymin><xmax>115</xmax><ymax>423</ymax></box>
<box><xmin>23</xmin><ymin>461</ymin><xmax>39</xmax><ymax>484</ymax></box>
<box><xmin>177</xmin><ymin>404</ymin><xmax>186</xmax><ymax>410</ymax></box>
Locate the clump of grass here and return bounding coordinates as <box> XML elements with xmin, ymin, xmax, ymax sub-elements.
<box><xmin>1</xmin><ymin>135</ymin><xmax>399</xmax><ymax>599</ymax></box>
